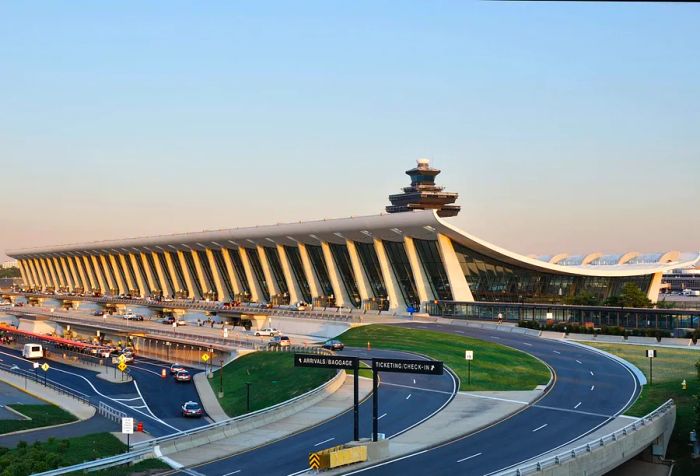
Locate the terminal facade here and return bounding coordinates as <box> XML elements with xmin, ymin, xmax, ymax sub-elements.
<box><xmin>6</xmin><ymin>161</ymin><xmax>699</xmax><ymax>312</ymax></box>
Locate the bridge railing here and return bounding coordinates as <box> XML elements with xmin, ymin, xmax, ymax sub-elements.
<box><xmin>498</xmin><ymin>399</ymin><xmax>675</xmax><ymax>476</ymax></box>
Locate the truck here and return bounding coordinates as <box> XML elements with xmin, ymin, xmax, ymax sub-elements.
<box><xmin>22</xmin><ymin>343</ymin><xmax>44</xmax><ymax>359</ymax></box>
<box><xmin>682</xmin><ymin>289</ymin><xmax>700</xmax><ymax>297</ymax></box>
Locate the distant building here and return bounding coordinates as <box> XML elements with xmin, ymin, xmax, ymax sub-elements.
<box><xmin>5</xmin><ymin>160</ymin><xmax>699</xmax><ymax>310</ymax></box>
<box><xmin>0</xmin><ymin>260</ymin><xmax>18</xmax><ymax>269</ymax></box>
<box><xmin>662</xmin><ymin>266</ymin><xmax>700</xmax><ymax>292</ymax></box>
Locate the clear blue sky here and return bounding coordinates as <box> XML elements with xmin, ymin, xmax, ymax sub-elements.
<box><xmin>1</xmin><ymin>1</ymin><xmax>698</xmax><ymax>261</ymax></box>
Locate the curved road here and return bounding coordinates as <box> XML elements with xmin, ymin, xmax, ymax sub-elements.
<box><xmin>346</xmin><ymin>322</ymin><xmax>640</xmax><ymax>476</ymax></box>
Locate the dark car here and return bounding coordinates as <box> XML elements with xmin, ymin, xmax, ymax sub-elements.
<box><xmin>93</xmin><ymin>310</ymin><xmax>104</xmax><ymax>316</ymax></box>
<box><xmin>161</xmin><ymin>316</ymin><xmax>175</xmax><ymax>325</ymax></box>
<box><xmin>322</xmin><ymin>339</ymin><xmax>345</xmax><ymax>351</ymax></box>
<box><xmin>181</xmin><ymin>401</ymin><xmax>203</xmax><ymax>418</ymax></box>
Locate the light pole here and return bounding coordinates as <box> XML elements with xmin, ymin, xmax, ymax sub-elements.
<box><xmin>165</xmin><ymin>341</ymin><xmax>171</xmax><ymax>361</ymax></box>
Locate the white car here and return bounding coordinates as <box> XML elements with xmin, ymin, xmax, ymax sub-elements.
<box><xmin>255</xmin><ymin>327</ymin><xmax>280</xmax><ymax>337</ymax></box>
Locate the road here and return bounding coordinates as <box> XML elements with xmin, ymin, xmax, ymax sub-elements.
<box><xmin>180</xmin><ymin>348</ymin><xmax>458</xmax><ymax>476</ymax></box>
<box><xmin>0</xmin><ymin>345</ymin><xmax>209</xmax><ymax>437</ymax></box>
<box><xmin>344</xmin><ymin>322</ymin><xmax>640</xmax><ymax>476</ymax></box>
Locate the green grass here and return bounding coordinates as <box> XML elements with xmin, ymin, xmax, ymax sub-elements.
<box><xmin>586</xmin><ymin>342</ymin><xmax>700</xmax><ymax>476</ymax></box>
<box><xmin>337</xmin><ymin>325</ymin><xmax>550</xmax><ymax>391</ymax></box>
<box><xmin>0</xmin><ymin>432</ymin><xmax>126</xmax><ymax>476</ymax></box>
<box><xmin>210</xmin><ymin>351</ymin><xmax>336</xmax><ymax>417</ymax></box>
<box><xmin>71</xmin><ymin>458</ymin><xmax>170</xmax><ymax>476</ymax></box>
<box><xmin>0</xmin><ymin>404</ymin><xmax>77</xmax><ymax>435</ymax></box>
<box><xmin>346</xmin><ymin>361</ymin><xmax>373</xmax><ymax>379</ymax></box>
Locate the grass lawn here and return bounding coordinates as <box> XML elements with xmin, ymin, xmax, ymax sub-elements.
<box><xmin>586</xmin><ymin>342</ymin><xmax>700</xmax><ymax>476</ymax></box>
<box><xmin>337</xmin><ymin>325</ymin><xmax>550</xmax><ymax>391</ymax></box>
<box><xmin>0</xmin><ymin>404</ymin><xmax>77</xmax><ymax>435</ymax></box>
<box><xmin>0</xmin><ymin>432</ymin><xmax>126</xmax><ymax>475</ymax></box>
<box><xmin>210</xmin><ymin>351</ymin><xmax>336</xmax><ymax>417</ymax></box>
<box><xmin>72</xmin><ymin>458</ymin><xmax>170</xmax><ymax>476</ymax></box>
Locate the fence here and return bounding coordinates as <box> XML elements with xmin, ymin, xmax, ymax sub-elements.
<box><xmin>98</xmin><ymin>400</ymin><xmax>127</xmax><ymax>422</ymax></box>
<box><xmin>0</xmin><ymin>361</ymin><xmax>91</xmax><ymax>406</ymax></box>
<box><xmin>497</xmin><ymin>399</ymin><xmax>675</xmax><ymax>475</ymax></box>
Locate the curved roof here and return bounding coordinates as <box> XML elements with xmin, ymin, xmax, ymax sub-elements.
<box><xmin>7</xmin><ymin>210</ymin><xmax>699</xmax><ymax>278</ymax></box>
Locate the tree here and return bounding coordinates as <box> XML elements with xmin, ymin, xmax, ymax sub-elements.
<box><xmin>0</xmin><ymin>267</ymin><xmax>21</xmax><ymax>279</ymax></box>
<box><xmin>565</xmin><ymin>292</ymin><xmax>602</xmax><ymax>306</ymax></box>
<box><xmin>605</xmin><ymin>282</ymin><xmax>652</xmax><ymax>308</ymax></box>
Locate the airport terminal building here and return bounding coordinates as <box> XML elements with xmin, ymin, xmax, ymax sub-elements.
<box><xmin>6</xmin><ymin>160</ymin><xmax>699</xmax><ymax>313</ymax></box>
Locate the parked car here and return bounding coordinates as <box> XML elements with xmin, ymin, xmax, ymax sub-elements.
<box><xmin>161</xmin><ymin>316</ymin><xmax>175</xmax><ymax>325</ymax></box>
<box><xmin>322</xmin><ymin>339</ymin><xmax>345</xmax><ymax>351</ymax></box>
<box><xmin>93</xmin><ymin>310</ymin><xmax>104</xmax><ymax>316</ymax></box>
<box><xmin>255</xmin><ymin>328</ymin><xmax>280</xmax><ymax>337</ymax></box>
<box><xmin>268</xmin><ymin>336</ymin><xmax>291</xmax><ymax>349</ymax></box>
<box><xmin>123</xmin><ymin>312</ymin><xmax>144</xmax><ymax>321</ymax></box>
<box><xmin>174</xmin><ymin>370</ymin><xmax>192</xmax><ymax>382</ymax></box>
<box><xmin>181</xmin><ymin>401</ymin><xmax>203</xmax><ymax>418</ymax></box>
<box><xmin>170</xmin><ymin>363</ymin><xmax>186</xmax><ymax>374</ymax></box>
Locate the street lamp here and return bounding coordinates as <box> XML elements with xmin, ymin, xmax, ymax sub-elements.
<box><xmin>165</xmin><ymin>341</ymin><xmax>171</xmax><ymax>361</ymax></box>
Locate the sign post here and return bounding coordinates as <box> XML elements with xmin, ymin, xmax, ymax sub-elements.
<box><xmin>122</xmin><ymin>417</ymin><xmax>134</xmax><ymax>451</ymax></box>
<box><xmin>465</xmin><ymin>350</ymin><xmax>474</xmax><ymax>385</ymax></box>
<box><xmin>646</xmin><ymin>349</ymin><xmax>657</xmax><ymax>385</ymax></box>
<box><xmin>371</xmin><ymin>358</ymin><xmax>443</xmax><ymax>442</ymax></box>
<box><xmin>295</xmin><ymin>353</ymin><xmax>359</xmax><ymax>440</ymax></box>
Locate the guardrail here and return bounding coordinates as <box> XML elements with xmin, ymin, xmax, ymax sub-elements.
<box><xmin>31</xmin><ymin>448</ymin><xmax>153</xmax><ymax>476</ymax></box>
<box><xmin>498</xmin><ymin>399</ymin><xmax>675</xmax><ymax>476</ymax></box>
<box><xmin>98</xmin><ymin>400</ymin><xmax>127</xmax><ymax>422</ymax></box>
<box><xmin>0</xmin><ymin>361</ymin><xmax>92</xmax><ymax>406</ymax></box>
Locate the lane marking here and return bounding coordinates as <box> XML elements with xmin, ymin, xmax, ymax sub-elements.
<box><xmin>129</xmin><ymin>364</ymin><xmax>163</xmax><ymax>377</ymax></box>
<box><xmin>381</xmin><ymin>381</ymin><xmax>453</xmax><ymax>396</ymax></box>
<box><xmin>222</xmin><ymin>471</ymin><xmax>241</xmax><ymax>476</ymax></box>
<box><xmin>492</xmin><ymin>336</ymin><xmax>501</xmax><ymax>339</ymax></box>
<box><xmin>590</xmin><ymin>371</ymin><xmax>595</xmax><ymax>376</ymax></box>
<box><xmin>552</xmin><ymin>350</ymin><xmax>561</xmax><ymax>354</ymax></box>
<box><xmin>576</xmin><ymin>360</ymin><xmax>582</xmax><ymax>364</ymax></box>
<box><xmin>406</xmin><ymin>394</ymin><xmax>412</xmax><ymax>400</ymax></box>
<box><xmin>532</xmin><ymin>424</ymin><xmax>548</xmax><ymax>432</ymax></box>
<box><xmin>522</xmin><ymin>342</ymin><xmax>533</xmax><ymax>346</ymax></box>
<box><xmin>534</xmin><ymin>404</ymin><xmax>617</xmax><ymax>419</ymax></box>
<box><xmin>412</xmin><ymin>379</ymin><xmax>416</xmax><ymax>384</ymax></box>
<box><xmin>460</xmin><ymin>393</ymin><xmax>529</xmax><ymax>405</ymax></box>
<box><xmin>574</xmin><ymin>402</ymin><xmax>582</xmax><ymax>409</ymax></box>
<box><xmin>591</xmin><ymin>385</ymin><xmax>595</xmax><ymax>391</ymax></box>
<box><xmin>457</xmin><ymin>452</ymin><xmax>482</xmax><ymax>463</ymax></box>
<box><xmin>455</xmin><ymin>331</ymin><xmax>465</xmax><ymax>334</ymax></box>
<box><xmin>378</xmin><ymin>413</ymin><xmax>387</xmax><ymax>420</ymax></box>
<box><xmin>314</xmin><ymin>437</ymin><xmax>335</xmax><ymax>447</ymax></box>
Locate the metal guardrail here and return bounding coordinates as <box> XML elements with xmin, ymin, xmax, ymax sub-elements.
<box><xmin>31</xmin><ymin>448</ymin><xmax>153</xmax><ymax>476</ymax></box>
<box><xmin>498</xmin><ymin>399</ymin><xmax>675</xmax><ymax>476</ymax></box>
<box><xmin>98</xmin><ymin>400</ymin><xmax>127</xmax><ymax>422</ymax></box>
<box><xmin>0</xmin><ymin>361</ymin><xmax>92</xmax><ymax>406</ymax></box>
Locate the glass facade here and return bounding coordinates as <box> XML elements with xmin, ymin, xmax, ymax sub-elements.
<box><xmin>413</xmin><ymin>239</ymin><xmax>453</xmax><ymax>301</ymax></box>
<box><xmin>182</xmin><ymin>252</ymin><xmax>203</xmax><ymax>297</ymax></box>
<box><xmin>284</xmin><ymin>245</ymin><xmax>312</xmax><ymax>303</ymax></box>
<box><xmin>452</xmin><ymin>242</ymin><xmax>652</xmax><ymax>303</ymax></box>
<box><xmin>246</xmin><ymin>248</ymin><xmax>270</xmax><ymax>301</ymax></box>
<box><xmin>227</xmin><ymin>249</ymin><xmax>250</xmax><ymax>295</ymax></box>
<box><xmin>211</xmin><ymin>249</ymin><xmax>235</xmax><ymax>299</ymax></box>
<box><xmin>155</xmin><ymin>253</ymin><xmax>175</xmax><ymax>296</ymax></box>
<box><xmin>264</xmin><ymin>247</ymin><xmax>289</xmax><ymax>295</ymax></box>
<box><xmin>306</xmin><ymin>245</ymin><xmax>334</xmax><ymax>297</ymax></box>
<box><xmin>329</xmin><ymin>243</ymin><xmax>361</xmax><ymax>308</ymax></box>
<box><xmin>355</xmin><ymin>242</ymin><xmax>387</xmax><ymax>299</ymax></box>
<box><xmin>383</xmin><ymin>241</ymin><xmax>420</xmax><ymax>307</ymax></box>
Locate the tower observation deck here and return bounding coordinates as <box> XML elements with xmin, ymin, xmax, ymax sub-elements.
<box><xmin>386</xmin><ymin>159</ymin><xmax>460</xmax><ymax>217</ymax></box>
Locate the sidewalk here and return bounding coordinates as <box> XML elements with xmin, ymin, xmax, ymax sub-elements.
<box><xmin>193</xmin><ymin>371</ymin><xmax>228</xmax><ymax>422</ymax></box>
<box><xmin>166</xmin><ymin>374</ymin><xmax>373</xmax><ymax>467</ymax></box>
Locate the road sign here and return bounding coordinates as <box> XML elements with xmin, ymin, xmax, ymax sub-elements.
<box><xmin>309</xmin><ymin>451</ymin><xmax>321</xmax><ymax>470</ymax></box>
<box><xmin>122</xmin><ymin>417</ymin><xmax>134</xmax><ymax>434</ymax></box>
<box><xmin>201</xmin><ymin>353</ymin><xmax>210</xmax><ymax>362</ymax></box>
<box><xmin>294</xmin><ymin>353</ymin><xmax>358</xmax><ymax>370</ymax></box>
<box><xmin>41</xmin><ymin>363</ymin><xmax>50</xmax><ymax>372</ymax></box>
<box><xmin>646</xmin><ymin>349</ymin><xmax>657</xmax><ymax>358</ymax></box>
<box><xmin>465</xmin><ymin>350</ymin><xmax>474</xmax><ymax>361</ymax></box>
<box><xmin>117</xmin><ymin>362</ymin><xmax>128</xmax><ymax>372</ymax></box>
<box><xmin>118</xmin><ymin>354</ymin><xmax>127</xmax><ymax>364</ymax></box>
<box><xmin>646</xmin><ymin>349</ymin><xmax>657</xmax><ymax>385</ymax></box>
<box><xmin>33</xmin><ymin>362</ymin><xmax>39</xmax><ymax>369</ymax></box>
<box><xmin>372</xmin><ymin>358</ymin><xmax>443</xmax><ymax>375</ymax></box>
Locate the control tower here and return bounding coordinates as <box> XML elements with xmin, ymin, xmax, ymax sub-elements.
<box><xmin>386</xmin><ymin>159</ymin><xmax>460</xmax><ymax>217</ymax></box>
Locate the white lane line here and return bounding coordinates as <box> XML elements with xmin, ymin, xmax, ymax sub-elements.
<box><xmin>461</xmin><ymin>393</ymin><xmax>529</xmax><ymax>405</ymax></box>
<box><xmin>590</xmin><ymin>371</ymin><xmax>595</xmax><ymax>376</ymax></box>
<box><xmin>378</xmin><ymin>413</ymin><xmax>387</xmax><ymax>420</ymax></box>
<box><xmin>491</xmin><ymin>336</ymin><xmax>501</xmax><ymax>339</ymax></box>
<box><xmin>522</xmin><ymin>342</ymin><xmax>533</xmax><ymax>346</ymax></box>
<box><xmin>406</xmin><ymin>394</ymin><xmax>412</xmax><ymax>400</ymax></box>
<box><xmin>457</xmin><ymin>452</ymin><xmax>482</xmax><ymax>463</ymax></box>
<box><xmin>591</xmin><ymin>385</ymin><xmax>595</xmax><ymax>391</ymax></box>
<box><xmin>131</xmin><ymin>405</ymin><xmax>147</xmax><ymax>409</ymax></box>
<box><xmin>552</xmin><ymin>350</ymin><xmax>561</xmax><ymax>354</ymax></box>
<box><xmin>129</xmin><ymin>364</ymin><xmax>163</xmax><ymax>377</ymax></box>
<box><xmin>113</xmin><ymin>397</ymin><xmax>143</xmax><ymax>402</ymax></box>
<box><xmin>532</xmin><ymin>423</ymin><xmax>548</xmax><ymax>432</ymax></box>
<box><xmin>413</xmin><ymin>379</ymin><xmax>416</xmax><ymax>384</ymax></box>
<box><xmin>574</xmin><ymin>402</ymin><xmax>582</xmax><ymax>409</ymax></box>
<box><xmin>455</xmin><ymin>331</ymin><xmax>465</xmax><ymax>334</ymax></box>
<box><xmin>314</xmin><ymin>437</ymin><xmax>335</xmax><ymax>447</ymax></box>
<box><xmin>381</xmin><ymin>381</ymin><xmax>454</xmax><ymax>396</ymax></box>
<box><xmin>575</xmin><ymin>360</ymin><xmax>582</xmax><ymax>364</ymax></box>
<box><xmin>222</xmin><ymin>471</ymin><xmax>241</xmax><ymax>476</ymax></box>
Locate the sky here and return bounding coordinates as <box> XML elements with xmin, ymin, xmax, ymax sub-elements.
<box><xmin>1</xmin><ymin>1</ymin><xmax>698</xmax><ymax>262</ymax></box>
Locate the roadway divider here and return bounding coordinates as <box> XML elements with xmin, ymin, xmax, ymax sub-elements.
<box><xmin>309</xmin><ymin>444</ymin><xmax>368</xmax><ymax>471</ymax></box>
<box><xmin>495</xmin><ymin>399</ymin><xmax>676</xmax><ymax>476</ymax></box>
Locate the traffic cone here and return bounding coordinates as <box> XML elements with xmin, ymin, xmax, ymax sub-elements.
<box><xmin>161</xmin><ymin>368</ymin><xmax>166</xmax><ymax>378</ymax></box>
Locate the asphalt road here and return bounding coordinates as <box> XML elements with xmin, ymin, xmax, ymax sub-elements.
<box><xmin>343</xmin><ymin>322</ymin><xmax>640</xmax><ymax>476</ymax></box>
<box><xmin>0</xmin><ymin>345</ymin><xmax>209</xmax><ymax>437</ymax></box>
<box><xmin>182</xmin><ymin>348</ymin><xmax>458</xmax><ymax>476</ymax></box>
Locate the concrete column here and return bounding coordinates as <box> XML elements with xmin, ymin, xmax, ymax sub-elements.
<box><xmin>191</xmin><ymin>250</ymin><xmax>213</xmax><ymax>299</ymax></box>
<box><xmin>73</xmin><ymin>256</ymin><xmax>90</xmax><ymax>292</ymax></box>
<box><xmin>373</xmin><ymin>239</ymin><xmax>406</xmax><ymax>311</ymax></box>
<box><xmin>346</xmin><ymin>240</ymin><xmax>371</xmax><ymax>301</ymax></box>
<box><xmin>176</xmin><ymin>251</ymin><xmax>200</xmax><ymax>300</ymax></box>
<box><xmin>108</xmin><ymin>255</ymin><xmax>127</xmax><ymax>295</ymax></box>
<box><xmin>205</xmin><ymin>249</ymin><xmax>230</xmax><ymax>302</ymax></box>
<box><xmin>220</xmin><ymin>248</ymin><xmax>242</xmax><ymax>296</ymax></box>
<box><xmin>128</xmin><ymin>253</ymin><xmax>148</xmax><ymax>298</ymax></box>
<box><xmin>162</xmin><ymin>252</ymin><xmax>183</xmax><ymax>297</ymax></box>
<box><xmin>98</xmin><ymin>255</ymin><xmax>116</xmax><ymax>294</ymax></box>
<box><xmin>298</xmin><ymin>243</ymin><xmax>321</xmax><ymax>299</ymax></box>
<box><xmin>33</xmin><ymin>259</ymin><xmax>49</xmax><ymax>290</ymax></box>
<box><xmin>68</xmin><ymin>257</ymin><xmax>84</xmax><ymax>292</ymax></box>
<box><xmin>59</xmin><ymin>257</ymin><xmax>74</xmax><ymax>291</ymax></box>
<box><xmin>29</xmin><ymin>259</ymin><xmax>43</xmax><ymax>290</ymax></box>
<box><xmin>118</xmin><ymin>254</ymin><xmax>136</xmax><ymax>293</ymax></box>
<box><xmin>25</xmin><ymin>259</ymin><xmax>40</xmax><ymax>289</ymax></box>
<box><xmin>90</xmin><ymin>255</ymin><xmax>108</xmax><ymax>294</ymax></box>
<box><xmin>150</xmin><ymin>252</ymin><xmax>172</xmax><ymax>298</ymax></box>
<box><xmin>646</xmin><ymin>272</ymin><xmax>663</xmax><ymax>303</ymax></box>
<box><xmin>404</xmin><ymin>236</ymin><xmax>435</xmax><ymax>304</ymax></box>
<box><xmin>49</xmin><ymin>257</ymin><xmax>65</xmax><ymax>290</ymax></box>
<box><xmin>45</xmin><ymin>258</ymin><xmax>60</xmax><ymax>289</ymax></box>
<box><xmin>277</xmin><ymin>244</ymin><xmax>300</xmax><ymax>304</ymax></box>
<box><xmin>320</xmin><ymin>242</ymin><xmax>349</xmax><ymax>307</ymax></box>
<box><xmin>256</xmin><ymin>246</ymin><xmax>279</xmax><ymax>297</ymax></box>
<box><xmin>139</xmin><ymin>253</ymin><xmax>158</xmax><ymax>294</ymax></box>
<box><xmin>39</xmin><ymin>258</ymin><xmax>54</xmax><ymax>289</ymax></box>
<box><xmin>81</xmin><ymin>256</ymin><xmax>97</xmax><ymax>292</ymax></box>
<box><xmin>18</xmin><ymin>259</ymin><xmax>32</xmax><ymax>288</ymax></box>
<box><xmin>436</xmin><ymin>233</ymin><xmax>473</xmax><ymax>302</ymax></box>
<box><xmin>238</xmin><ymin>248</ymin><xmax>262</xmax><ymax>302</ymax></box>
